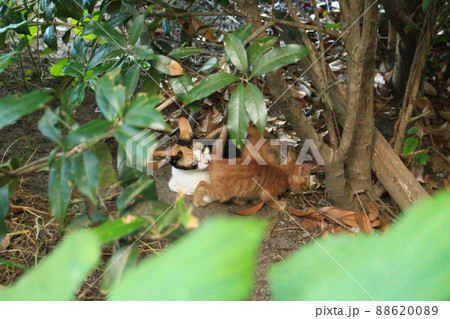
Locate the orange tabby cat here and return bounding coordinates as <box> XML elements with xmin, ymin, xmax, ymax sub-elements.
<box><xmin>193</xmin><ymin>151</ymin><xmax>311</xmax><ymax>210</ymax></box>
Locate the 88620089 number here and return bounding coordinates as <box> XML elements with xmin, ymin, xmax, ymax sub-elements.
<box><xmin>375</xmin><ymin>305</ymin><xmax>438</xmax><ymax>316</ymax></box>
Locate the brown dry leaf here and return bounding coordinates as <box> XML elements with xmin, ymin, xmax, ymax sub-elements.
<box><xmin>371</xmin><ymin>219</ymin><xmax>381</xmax><ymax>227</ymax></box>
<box><xmin>320</xmin><ymin>207</ymin><xmax>358</xmax><ymax>227</ymax></box>
<box><xmin>233</xmin><ymin>202</ymin><xmax>264</xmax><ymax>216</ymax></box>
<box><xmin>363</xmin><ymin>198</ymin><xmax>379</xmax><ymax>221</ymax></box>
<box><xmin>410</xmin><ymin>164</ymin><xmax>425</xmax><ymax>183</ymax></box>
<box><xmin>331</xmin><ymin>225</ymin><xmax>349</xmax><ymax>234</ymax></box>
<box><xmin>289</xmin><ymin>207</ymin><xmax>316</xmax><ymax>217</ymax></box>
<box><xmin>356</xmin><ymin>212</ymin><xmax>374</xmax><ymax>233</ymax></box>
<box><xmin>444</xmin><ymin>177</ymin><xmax>450</xmax><ymax>191</ymax></box>
<box><xmin>424</xmin><ymin>175</ymin><xmax>439</xmax><ymax>190</ymax></box>
<box><xmin>168</xmin><ymin>60</ymin><xmax>184</xmax><ymax>76</ymax></box>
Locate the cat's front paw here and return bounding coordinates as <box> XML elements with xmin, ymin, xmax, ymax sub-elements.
<box><xmin>193</xmin><ymin>196</ymin><xmax>207</xmax><ymax>207</ymax></box>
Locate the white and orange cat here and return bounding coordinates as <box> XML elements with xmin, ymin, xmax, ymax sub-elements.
<box><xmin>193</xmin><ymin>151</ymin><xmax>312</xmax><ymax>210</ymax></box>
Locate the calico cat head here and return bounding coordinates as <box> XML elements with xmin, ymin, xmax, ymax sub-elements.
<box><xmin>153</xmin><ymin>117</ymin><xmax>212</xmax><ymax>170</ymax></box>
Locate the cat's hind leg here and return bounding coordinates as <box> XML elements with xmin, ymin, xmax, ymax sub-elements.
<box><xmin>193</xmin><ymin>181</ymin><xmax>210</xmax><ymax>207</ymax></box>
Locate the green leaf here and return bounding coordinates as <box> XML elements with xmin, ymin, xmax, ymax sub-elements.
<box><xmin>324</xmin><ymin>23</ymin><xmax>343</xmax><ymax>29</ymax></box>
<box><xmin>169</xmin><ymin>74</ymin><xmax>194</xmax><ymax>103</ymax></box>
<box><xmin>227</xmin><ymin>83</ymin><xmax>249</xmax><ymax>149</ymax></box>
<box><xmin>232</xmin><ymin>24</ymin><xmax>252</xmax><ymax>43</ymax></box>
<box><xmin>413</xmin><ymin>152</ymin><xmax>429</xmax><ymax>166</ymax></box>
<box><xmin>50</xmin><ymin>58</ymin><xmax>70</xmax><ymax>76</ymax></box>
<box><xmin>70</xmin><ymin>36</ymin><xmax>86</xmax><ymax>64</ymax></box>
<box><xmin>0</xmin><ymin>231</ymin><xmax>101</xmax><ymax>300</ymax></box>
<box><xmin>48</xmin><ymin>158</ymin><xmax>72</xmax><ymax>224</ymax></box>
<box><xmin>422</xmin><ymin>0</ymin><xmax>430</xmax><ymax>12</ymax></box>
<box><xmin>84</xmin><ymin>21</ymin><xmax>127</xmax><ymax>48</ymax></box>
<box><xmin>65</xmin><ymin>119</ymin><xmax>113</xmax><ymax>148</ymax></box>
<box><xmin>93</xmin><ymin>142</ymin><xmax>118</xmax><ymax>190</ymax></box>
<box><xmin>123</xmin><ymin>63</ymin><xmax>141</xmax><ymax>99</ymax></box>
<box><xmin>407</xmin><ymin>126</ymin><xmax>418</xmax><ymax>135</ymax></box>
<box><xmin>186</xmin><ymin>73</ymin><xmax>239</xmax><ymax>104</ymax></box>
<box><xmin>0</xmin><ymin>52</ymin><xmax>17</xmax><ymax>74</ymax></box>
<box><xmin>224</xmin><ymin>33</ymin><xmax>248</xmax><ymax>74</ymax></box>
<box><xmin>0</xmin><ymin>90</ymin><xmax>52</xmax><ymax>130</ymax></box>
<box><xmin>245</xmin><ymin>83</ymin><xmax>267</xmax><ymax>134</ymax></box>
<box><xmin>141</xmin><ymin>67</ymin><xmax>160</xmax><ymax>96</ymax></box>
<box><xmin>124</xmin><ymin>94</ymin><xmax>167</xmax><ymax>130</ymax></box>
<box><xmin>251</xmin><ymin>44</ymin><xmax>310</xmax><ymax>78</ymax></box>
<box><xmin>109</xmin><ymin>216</ymin><xmax>267</xmax><ymax>300</ymax></box>
<box><xmin>0</xmin><ymin>184</ymin><xmax>8</xmax><ymax>240</ymax></box>
<box><xmin>101</xmin><ymin>245</ymin><xmax>138</xmax><ymax>294</ymax></box>
<box><xmin>168</xmin><ymin>47</ymin><xmax>204</xmax><ymax>59</ymax></box>
<box><xmin>152</xmin><ymin>55</ymin><xmax>183</xmax><ymax>76</ymax></box>
<box><xmin>129</xmin><ymin>14</ymin><xmax>145</xmax><ymax>46</ymax></box>
<box><xmin>62</xmin><ymin>61</ymin><xmax>85</xmax><ymax>77</ymax></box>
<box><xmin>134</xmin><ymin>45</ymin><xmax>156</xmax><ymax>60</ymax></box>
<box><xmin>95</xmin><ymin>71</ymin><xmax>127</xmax><ymax>121</ymax></box>
<box><xmin>71</xmin><ymin>151</ymin><xmax>100</xmax><ymax>202</ymax></box>
<box><xmin>403</xmin><ymin>137</ymin><xmax>419</xmax><ymax>156</ymax></box>
<box><xmin>62</xmin><ymin>80</ymin><xmax>87</xmax><ymax>114</ymax></box>
<box><xmin>93</xmin><ymin>216</ymin><xmax>147</xmax><ymax>243</ymax></box>
<box><xmin>38</xmin><ymin>109</ymin><xmax>62</xmax><ymax>145</ymax></box>
<box><xmin>269</xmin><ymin>191</ymin><xmax>450</xmax><ymax>300</ymax></box>
<box><xmin>0</xmin><ymin>21</ymin><xmax>29</xmax><ymax>34</ymax></box>
<box><xmin>247</xmin><ymin>36</ymin><xmax>277</xmax><ymax>67</ymax></box>
<box><xmin>87</xmin><ymin>44</ymin><xmax>122</xmax><ymax>70</ymax></box>
<box><xmin>117</xmin><ymin>176</ymin><xmax>156</xmax><ymax>212</ymax></box>
<box><xmin>198</xmin><ymin>57</ymin><xmax>218</xmax><ymax>73</ymax></box>
<box><xmin>43</xmin><ymin>25</ymin><xmax>57</xmax><ymax>51</ymax></box>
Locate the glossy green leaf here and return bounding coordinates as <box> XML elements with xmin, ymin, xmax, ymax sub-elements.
<box><xmin>43</xmin><ymin>25</ymin><xmax>57</xmax><ymax>51</ymax></box>
<box><xmin>71</xmin><ymin>151</ymin><xmax>100</xmax><ymax>202</ymax></box>
<box><xmin>186</xmin><ymin>73</ymin><xmax>239</xmax><ymax>104</ymax></box>
<box><xmin>124</xmin><ymin>94</ymin><xmax>167</xmax><ymax>130</ymax></box>
<box><xmin>224</xmin><ymin>33</ymin><xmax>248</xmax><ymax>74</ymax></box>
<box><xmin>109</xmin><ymin>217</ymin><xmax>267</xmax><ymax>300</ymax></box>
<box><xmin>101</xmin><ymin>245</ymin><xmax>138</xmax><ymax>294</ymax></box>
<box><xmin>251</xmin><ymin>44</ymin><xmax>310</xmax><ymax>78</ymax></box>
<box><xmin>169</xmin><ymin>47</ymin><xmax>204</xmax><ymax>59</ymax></box>
<box><xmin>129</xmin><ymin>14</ymin><xmax>145</xmax><ymax>46</ymax></box>
<box><xmin>95</xmin><ymin>71</ymin><xmax>127</xmax><ymax>121</ymax></box>
<box><xmin>134</xmin><ymin>45</ymin><xmax>156</xmax><ymax>60</ymax></box>
<box><xmin>142</xmin><ymin>67</ymin><xmax>160</xmax><ymax>96</ymax></box>
<box><xmin>0</xmin><ymin>52</ymin><xmax>17</xmax><ymax>74</ymax></box>
<box><xmin>62</xmin><ymin>80</ymin><xmax>87</xmax><ymax>114</ymax></box>
<box><xmin>123</xmin><ymin>63</ymin><xmax>141</xmax><ymax>99</ymax></box>
<box><xmin>169</xmin><ymin>74</ymin><xmax>194</xmax><ymax>103</ymax></box>
<box><xmin>198</xmin><ymin>57</ymin><xmax>218</xmax><ymax>73</ymax></box>
<box><xmin>38</xmin><ymin>109</ymin><xmax>62</xmax><ymax>145</ymax></box>
<box><xmin>324</xmin><ymin>23</ymin><xmax>343</xmax><ymax>29</ymax></box>
<box><xmin>0</xmin><ymin>231</ymin><xmax>101</xmax><ymax>300</ymax></box>
<box><xmin>62</xmin><ymin>61</ymin><xmax>85</xmax><ymax>77</ymax></box>
<box><xmin>50</xmin><ymin>58</ymin><xmax>70</xmax><ymax>76</ymax></box>
<box><xmin>117</xmin><ymin>176</ymin><xmax>156</xmax><ymax>212</ymax></box>
<box><xmin>151</xmin><ymin>55</ymin><xmax>183</xmax><ymax>76</ymax></box>
<box><xmin>232</xmin><ymin>24</ymin><xmax>252</xmax><ymax>43</ymax></box>
<box><xmin>84</xmin><ymin>21</ymin><xmax>127</xmax><ymax>48</ymax></box>
<box><xmin>0</xmin><ymin>185</ymin><xmax>8</xmax><ymax>240</ymax></box>
<box><xmin>245</xmin><ymin>83</ymin><xmax>267</xmax><ymax>134</ymax></box>
<box><xmin>93</xmin><ymin>216</ymin><xmax>147</xmax><ymax>243</ymax></box>
<box><xmin>48</xmin><ymin>158</ymin><xmax>72</xmax><ymax>224</ymax></box>
<box><xmin>227</xmin><ymin>84</ymin><xmax>249</xmax><ymax>149</ymax></box>
<box><xmin>70</xmin><ymin>36</ymin><xmax>86</xmax><ymax>64</ymax></box>
<box><xmin>403</xmin><ymin>137</ymin><xmax>419</xmax><ymax>156</ymax></box>
<box><xmin>270</xmin><ymin>191</ymin><xmax>450</xmax><ymax>300</ymax></box>
<box><xmin>65</xmin><ymin>119</ymin><xmax>113</xmax><ymax>148</ymax></box>
<box><xmin>114</xmin><ymin>124</ymin><xmax>157</xmax><ymax>175</ymax></box>
<box><xmin>0</xmin><ymin>90</ymin><xmax>52</xmax><ymax>130</ymax></box>
<box><xmin>247</xmin><ymin>36</ymin><xmax>277</xmax><ymax>67</ymax></box>
<box><xmin>87</xmin><ymin>44</ymin><xmax>122</xmax><ymax>70</ymax></box>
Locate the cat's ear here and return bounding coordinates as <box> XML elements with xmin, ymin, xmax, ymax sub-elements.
<box><xmin>178</xmin><ymin>117</ymin><xmax>193</xmax><ymax>140</ymax></box>
<box><xmin>298</xmin><ymin>163</ymin><xmax>312</xmax><ymax>176</ymax></box>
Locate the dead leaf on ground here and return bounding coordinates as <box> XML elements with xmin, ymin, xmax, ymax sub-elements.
<box><xmin>233</xmin><ymin>202</ymin><xmax>264</xmax><ymax>216</ymax></box>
